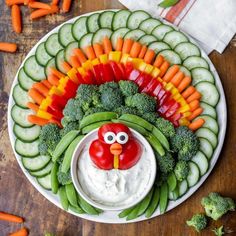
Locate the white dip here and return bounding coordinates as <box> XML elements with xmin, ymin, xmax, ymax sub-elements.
<box><xmin>77</xmin><ymin>142</ymin><xmax>153</xmax><ymax>207</ymax></box>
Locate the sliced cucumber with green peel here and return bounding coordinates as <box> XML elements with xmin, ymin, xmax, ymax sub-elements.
<box><xmin>15</xmin><ymin>139</ymin><xmax>39</xmax><ymax>157</ymax></box>
<box><xmin>13</xmin><ymin>124</ymin><xmax>41</xmax><ymax>142</ymax></box>
<box><xmin>112</xmin><ymin>10</ymin><xmax>131</xmax><ymax>30</ymax></box>
<box><xmin>163</xmin><ymin>31</ymin><xmax>189</xmax><ymax>48</ymax></box>
<box><xmin>178</xmin><ymin>180</ymin><xmax>188</xmax><ymax>197</ymax></box>
<box><xmin>191</xmin><ymin>151</ymin><xmax>209</xmax><ymax>176</ymax></box>
<box><xmin>178</xmin><ymin>65</ymin><xmax>191</xmax><ymax>77</ymax></box>
<box><xmin>183</xmin><ymin>56</ymin><xmax>209</xmax><ymax>70</ymax></box>
<box><xmin>35</xmin><ymin>42</ymin><xmax>52</xmax><ymax>66</ymax></box>
<box><xmin>45</xmin><ymin>33</ymin><xmax>63</xmax><ymax>57</ymax></box>
<box><xmin>11</xmin><ymin>105</ymin><xmax>33</xmax><ymax>128</ymax></box>
<box><xmin>187</xmin><ymin>162</ymin><xmax>200</xmax><ymax>187</ymax></box>
<box><xmin>13</xmin><ymin>84</ymin><xmax>32</xmax><ymax>108</ymax></box>
<box><xmin>45</xmin><ymin>57</ymin><xmax>56</xmax><ymax>77</ymax></box>
<box><xmin>18</xmin><ymin>68</ymin><xmax>35</xmax><ymax>91</ymax></box>
<box><xmin>139</xmin><ymin>35</ymin><xmax>157</xmax><ymax>45</ymax></box>
<box><xmin>196</xmin><ymin>127</ymin><xmax>218</xmax><ymax>148</ymax></box>
<box><xmin>65</xmin><ymin>41</ymin><xmax>79</xmax><ymax>63</ymax></box>
<box><xmin>30</xmin><ymin>161</ymin><xmax>53</xmax><ymax>177</ymax></box>
<box><xmin>127</xmin><ymin>10</ymin><xmax>150</xmax><ymax>30</ymax></box>
<box><xmin>159</xmin><ymin>49</ymin><xmax>182</xmax><ymax>65</ymax></box>
<box><xmin>124</xmin><ymin>29</ymin><xmax>145</xmax><ymax>41</ymax></box>
<box><xmin>87</xmin><ymin>13</ymin><xmax>100</xmax><ymax>33</ymax></box>
<box><xmin>58</xmin><ymin>23</ymin><xmax>75</xmax><ymax>47</ymax></box>
<box><xmin>111</xmin><ymin>27</ymin><xmax>129</xmax><ymax>49</ymax></box>
<box><xmin>199</xmin><ymin>137</ymin><xmax>214</xmax><ymax>159</ymax></box>
<box><xmin>191</xmin><ymin>67</ymin><xmax>215</xmax><ymax>85</ymax></box>
<box><xmin>72</xmin><ymin>16</ymin><xmax>88</xmax><ymax>41</ymax></box>
<box><xmin>148</xmin><ymin>42</ymin><xmax>170</xmax><ymax>54</ymax></box>
<box><xmin>79</xmin><ymin>33</ymin><xmax>93</xmax><ymax>51</ymax></box>
<box><xmin>37</xmin><ymin>173</ymin><xmax>52</xmax><ymax>190</ymax></box>
<box><xmin>92</xmin><ymin>28</ymin><xmax>113</xmax><ymax>45</ymax></box>
<box><xmin>22</xmin><ymin>155</ymin><xmax>50</xmax><ymax>171</ymax></box>
<box><xmin>152</xmin><ymin>24</ymin><xmax>174</xmax><ymax>40</ymax></box>
<box><xmin>194</xmin><ymin>115</ymin><xmax>218</xmax><ymax>134</ymax></box>
<box><xmin>99</xmin><ymin>11</ymin><xmax>114</xmax><ymax>29</ymax></box>
<box><xmin>174</xmin><ymin>42</ymin><xmax>201</xmax><ymax>60</ymax></box>
<box><xmin>139</xmin><ymin>18</ymin><xmax>162</xmax><ymax>34</ymax></box>
<box><xmin>55</xmin><ymin>49</ymin><xmax>67</xmax><ymax>74</ymax></box>
<box><xmin>200</xmin><ymin>102</ymin><xmax>217</xmax><ymax>119</ymax></box>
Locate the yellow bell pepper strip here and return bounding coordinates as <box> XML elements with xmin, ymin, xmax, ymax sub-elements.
<box><xmin>178</xmin><ymin>104</ymin><xmax>190</xmax><ymax>113</ymax></box>
<box><xmin>59</xmin><ymin>76</ymin><xmax>69</xmax><ymax>87</ymax></box>
<box><xmin>49</xmin><ymin>86</ymin><xmax>63</xmax><ymax>96</ymax></box>
<box><xmin>57</xmin><ymin>84</ymin><xmax>66</xmax><ymax>93</ymax></box>
<box><xmin>120</xmin><ymin>53</ymin><xmax>130</xmax><ymax>64</ymax></box>
<box><xmin>108</xmin><ymin>51</ymin><xmax>122</xmax><ymax>62</ymax></box>
<box><xmin>39</xmin><ymin>97</ymin><xmax>52</xmax><ymax>111</ymax></box>
<box><xmin>99</xmin><ymin>54</ymin><xmax>108</xmax><ymax>64</ymax></box>
<box><xmin>67</xmin><ymin>68</ymin><xmax>79</xmax><ymax>84</ymax></box>
<box><xmin>82</xmin><ymin>60</ymin><xmax>93</xmax><ymax>71</ymax></box>
<box><xmin>37</xmin><ymin>109</ymin><xmax>53</xmax><ymax>120</ymax></box>
<box><xmin>151</xmin><ymin>67</ymin><xmax>160</xmax><ymax>77</ymax></box>
<box><xmin>179</xmin><ymin>118</ymin><xmax>190</xmax><ymax>126</ymax></box>
<box><xmin>165</xmin><ymin>82</ymin><xmax>174</xmax><ymax>91</ymax></box>
<box><xmin>77</xmin><ymin>67</ymin><xmax>86</xmax><ymax>77</ymax></box>
<box><xmin>91</xmin><ymin>58</ymin><xmax>100</xmax><ymax>66</ymax></box>
<box><xmin>144</xmin><ymin>64</ymin><xmax>154</xmax><ymax>74</ymax></box>
<box><xmin>182</xmin><ymin>111</ymin><xmax>192</xmax><ymax>118</ymax></box>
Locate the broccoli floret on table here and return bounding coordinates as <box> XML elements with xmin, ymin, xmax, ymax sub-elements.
<box><xmin>170</xmin><ymin>126</ymin><xmax>199</xmax><ymax>161</ymax></box>
<box><xmin>125</xmin><ymin>93</ymin><xmax>157</xmax><ymax>113</ymax></box>
<box><xmin>174</xmin><ymin>160</ymin><xmax>190</xmax><ymax>181</ymax></box>
<box><xmin>186</xmin><ymin>213</ymin><xmax>207</xmax><ymax>232</ymax></box>
<box><xmin>156</xmin><ymin>152</ymin><xmax>175</xmax><ymax>174</ymax></box>
<box><xmin>118</xmin><ymin>80</ymin><xmax>138</xmax><ymax>97</ymax></box>
<box><xmin>38</xmin><ymin>124</ymin><xmax>61</xmax><ymax>156</ymax></box>
<box><xmin>212</xmin><ymin>226</ymin><xmax>224</xmax><ymax>236</ymax></box>
<box><xmin>115</xmin><ymin>106</ymin><xmax>140</xmax><ymax>116</ymax></box>
<box><xmin>141</xmin><ymin>112</ymin><xmax>159</xmax><ymax>124</ymax></box>
<box><xmin>201</xmin><ymin>192</ymin><xmax>235</xmax><ymax>220</ymax></box>
<box><xmin>60</xmin><ymin>121</ymin><xmax>80</xmax><ymax>137</ymax></box>
<box><xmin>84</xmin><ymin>107</ymin><xmax>107</xmax><ymax>117</ymax></box>
<box><xmin>155</xmin><ymin>117</ymin><xmax>175</xmax><ymax>139</ymax></box>
<box><xmin>63</xmin><ymin>99</ymin><xmax>84</xmax><ymax>122</ymax></box>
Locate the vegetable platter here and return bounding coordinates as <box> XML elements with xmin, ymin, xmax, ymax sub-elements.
<box><xmin>8</xmin><ymin>9</ymin><xmax>227</xmax><ymax>223</ymax></box>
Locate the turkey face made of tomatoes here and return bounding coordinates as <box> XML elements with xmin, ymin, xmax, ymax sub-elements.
<box><xmin>89</xmin><ymin>123</ymin><xmax>142</xmax><ymax>170</ymax></box>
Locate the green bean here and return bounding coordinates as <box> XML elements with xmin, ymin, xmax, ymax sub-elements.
<box><xmin>146</xmin><ymin>134</ymin><xmax>165</xmax><ymax>156</ymax></box>
<box><xmin>61</xmin><ymin>135</ymin><xmax>84</xmax><ymax>173</ymax></box>
<box><xmin>51</xmin><ymin>162</ymin><xmax>59</xmax><ymax>194</ymax></box>
<box><xmin>58</xmin><ymin>186</ymin><xmax>69</xmax><ymax>210</ymax></box>
<box><xmin>118</xmin><ymin>206</ymin><xmax>135</xmax><ymax>218</ymax></box>
<box><xmin>160</xmin><ymin>182</ymin><xmax>168</xmax><ymax>214</ymax></box>
<box><xmin>65</xmin><ymin>183</ymin><xmax>78</xmax><ymax>207</ymax></box>
<box><xmin>137</xmin><ymin>187</ymin><xmax>154</xmax><ymax>216</ymax></box>
<box><xmin>81</xmin><ymin>121</ymin><xmax>110</xmax><ymax>134</ymax></box>
<box><xmin>69</xmin><ymin>204</ymin><xmax>85</xmax><ymax>214</ymax></box>
<box><xmin>80</xmin><ymin>112</ymin><xmax>117</xmax><ymax>129</ymax></box>
<box><xmin>152</xmin><ymin>126</ymin><xmax>170</xmax><ymax>150</ymax></box>
<box><xmin>145</xmin><ymin>187</ymin><xmax>160</xmax><ymax>218</ymax></box>
<box><xmin>77</xmin><ymin>194</ymin><xmax>99</xmax><ymax>215</ymax></box>
<box><xmin>52</xmin><ymin>130</ymin><xmax>79</xmax><ymax>162</ymax></box>
<box><xmin>167</xmin><ymin>172</ymin><xmax>177</xmax><ymax>192</ymax></box>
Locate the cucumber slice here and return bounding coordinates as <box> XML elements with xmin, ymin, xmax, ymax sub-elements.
<box><xmin>45</xmin><ymin>33</ymin><xmax>63</xmax><ymax>57</ymax></box>
<box><xmin>64</xmin><ymin>41</ymin><xmax>79</xmax><ymax>63</ymax></box>
<box><xmin>22</xmin><ymin>154</ymin><xmax>50</xmax><ymax>171</ymax></box>
<box><xmin>11</xmin><ymin>105</ymin><xmax>33</xmax><ymax>128</ymax></box>
<box><xmin>99</xmin><ymin>11</ymin><xmax>115</xmax><ymax>29</ymax></box>
<box><xmin>87</xmin><ymin>13</ymin><xmax>100</xmax><ymax>33</ymax></box>
<box><xmin>13</xmin><ymin>84</ymin><xmax>32</xmax><ymax>108</ymax></box>
<box><xmin>139</xmin><ymin>18</ymin><xmax>162</xmax><ymax>34</ymax></box>
<box><xmin>55</xmin><ymin>49</ymin><xmax>67</xmax><ymax>74</ymax></box>
<box><xmin>110</xmin><ymin>27</ymin><xmax>129</xmax><ymax>49</ymax></box>
<box><xmin>191</xmin><ymin>67</ymin><xmax>215</xmax><ymax>85</ymax></box>
<box><xmin>24</xmin><ymin>56</ymin><xmax>45</xmax><ymax>81</ymax></box>
<box><xmin>18</xmin><ymin>68</ymin><xmax>35</xmax><ymax>91</ymax></box>
<box><xmin>196</xmin><ymin>127</ymin><xmax>218</xmax><ymax>148</ymax></box>
<box><xmin>152</xmin><ymin>24</ymin><xmax>174</xmax><ymax>40</ymax></box>
<box><xmin>179</xmin><ymin>65</ymin><xmax>191</xmax><ymax>77</ymax></box>
<box><xmin>148</xmin><ymin>42</ymin><xmax>170</xmax><ymax>54</ymax></box>
<box><xmin>178</xmin><ymin>180</ymin><xmax>188</xmax><ymax>197</ymax></box>
<box><xmin>15</xmin><ymin>139</ymin><xmax>39</xmax><ymax>157</ymax></box>
<box><xmin>174</xmin><ymin>42</ymin><xmax>201</xmax><ymax>60</ymax></box>
<box><xmin>159</xmin><ymin>49</ymin><xmax>182</xmax><ymax>65</ymax></box>
<box><xmin>127</xmin><ymin>10</ymin><xmax>150</xmax><ymax>30</ymax></box>
<box><xmin>45</xmin><ymin>57</ymin><xmax>56</xmax><ymax>77</ymax></box>
<box><xmin>192</xmin><ymin>151</ymin><xmax>209</xmax><ymax>176</ymax></box>
<box><xmin>72</xmin><ymin>16</ymin><xmax>88</xmax><ymax>41</ymax></box>
<box><xmin>163</xmin><ymin>31</ymin><xmax>189</xmax><ymax>49</ymax></box>
<box><xmin>200</xmin><ymin>102</ymin><xmax>217</xmax><ymax>119</ymax></box>
<box><xmin>92</xmin><ymin>28</ymin><xmax>113</xmax><ymax>45</ymax></box>
<box><xmin>112</xmin><ymin>10</ymin><xmax>131</xmax><ymax>30</ymax></box>
<box><xmin>124</xmin><ymin>29</ymin><xmax>145</xmax><ymax>41</ymax></box>
<box><xmin>35</xmin><ymin>42</ymin><xmax>52</xmax><ymax>66</ymax></box>
<box><xmin>37</xmin><ymin>173</ymin><xmax>52</xmax><ymax>190</ymax></box>
<box><xmin>194</xmin><ymin>115</ymin><xmax>218</xmax><ymax>134</ymax></box>
<box><xmin>168</xmin><ymin>188</ymin><xmax>179</xmax><ymax>200</ymax></box>
<box><xmin>13</xmin><ymin>124</ymin><xmax>41</xmax><ymax>142</ymax></box>
<box><xmin>139</xmin><ymin>35</ymin><xmax>157</xmax><ymax>46</ymax></box>
<box><xmin>58</xmin><ymin>23</ymin><xmax>75</xmax><ymax>47</ymax></box>
<box><xmin>183</xmin><ymin>56</ymin><xmax>209</xmax><ymax>70</ymax></box>
<box><xmin>195</xmin><ymin>81</ymin><xmax>220</xmax><ymax>107</ymax></box>
<box><xmin>187</xmin><ymin>161</ymin><xmax>200</xmax><ymax>187</ymax></box>
<box><xmin>30</xmin><ymin>161</ymin><xmax>53</xmax><ymax>177</ymax></box>
<box><xmin>199</xmin><ymin>137</ymin><xmax>213</xmax><ymax>159</ymax></box>
<box><xmin>79</xmin><ymin>33</ymin><xmax>93</xmax><ymax>51</ymax></box>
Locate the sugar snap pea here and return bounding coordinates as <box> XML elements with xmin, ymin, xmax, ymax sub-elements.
<box><xmin>81</xmin><ymin>121</ymin><xmax>110</xmax><ymax>134</ymax></box>
<box><xmin>58</xmin><ymin>186</ymin><xmax>69</xmax><ymax>210</ymax></box>
<box><xmin>65</xmin><ymin>183</ymin><xmax>78</xmax><ymax>207</ymax></box>
<box><xmin>160</xmin><ymin>182</ymin><xmax>168</xmax><ymax>214</ymax></box>
<box><xmin>77</xmin><ymin>194</ymin><xmax>99</xmax><ymax>215</ymax></box>
<box><xmin>118</xmin><ymin>206</ymin><xmax>135</xmax><ymax>218</ymax></box>
<box><xmin>167</xmin><ymin>172</ymin><xmax>177</xmax><ymax>192</ymax></box>
<box><xmin>126</xmin><ymin>205</ymin><xmax>141</xmax><ymax>221</ymax></box>
<box><xmin>80</xmin><ymin>112</ymin><xmax>117</xmax><ymax>129</ymax></box>
<box><xmin>145</xmin><ymin>187</ymin><xmax>160</xmax><ymax>218</ymax></box>
<box><xmin>52</xmin><ymin>130</ymin><xmax>79</xmax><ymax>162</ymax></box>
<box><xmin>152</xmin><ymin>126</ymin><xmax>170</xmax><ymax>150</ymax></box>
<box><xmin>159</xmin><ymin>0</ymin><xmax>179</xmax><ymax>8</ymax></box>
<box><xmin>168</xmin><ymin>187</ymin><xmax>179</xmax><ymax>200</ymax></box>
<box><xmin>146</xmin><ymin>134</ymin><xmax>165</xmax><ymax>156</ymax></box>
<box><xmin>51</xmin><ymin>161</ymin><xmax>59</xmax><ymax>194</ymax></box>
<box><xmin>69</xmin><ymin>204</ymin><xmax>85</xmax><ymax>214</ymax></box>
<box><xmin>61</xmin><ymin>135</ymin><xmax>84</xmax><ymax>173</ymax></box>
<box><xmin>137</xmin><ymin>188</ymin><xmax>154</xmax><ymax>216</ymax></box>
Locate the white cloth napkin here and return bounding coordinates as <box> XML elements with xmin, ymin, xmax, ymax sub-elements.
<box><xmin>119</xmin><ymin>0</ymin><xmax>236</xmax><ymax>54</ymax></box>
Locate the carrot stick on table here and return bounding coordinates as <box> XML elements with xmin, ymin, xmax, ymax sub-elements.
<box><xmin>115</xmin><ymin>37</ymin><xmax>123</xmax><ymax>51</ymax></box>
<box><xmin>162</xmin><ymin>64</ymin><xmax>179</xmax><ymax>82</ymax></box>
<box><xmin>187</xmin><ymin>107</ymin><xmax>203</xmax><ymax>121</ymax></box>
<box><xmin>0</xmin><ymin>212</ymin><xmax>23</xmax><ymax>223</ymax></box>
<box><xmin>62</xmin><ymin>0</ymin><xmax>72</xmax><ymax>12</ymax></box>
<box><xmin>138</xmin><ymin>45</ymin><xmax>147</xmax><ymax>59</ymax></box>
<box><xmin>153</xmin><ymin>55</ymin><xmax>164</xmax><ymax>68</ymax></box>
<box><xmin>61</xmin><ymin>61</ymin><xmax>72</xmax><ymax>72</ymax></box>
<box><xmin>159</xmin><ymin>61</ymin><xmax>170</xmax><ymax>77</ymax></box>
<box><xmin>5</xmin><ymin>0</ymin><xmax>24</xmax><ymax>6</ymax></box>
<box><xmin>182</xmin><ymin>86</ymin><xmax>195</xmax><ymax>99</ymax></box>
<box><xmin>30</xmin><ymin>5</ymin><xmax>59</xmax><ymax>20</ymax></box>
<box><xmin>11</xmin><ymin>5</ymin><xmax>22</xmax><ymax>33</ymax></box>
<box><xmin>177</xmin><ymin>76</ymin><xmax>191</xmax><ymax>93</ymax></box>
<box><xmin>73</xmin><ymin>48</ymin><xmax>87</xmax><ymax>63</ymax></box>
<box><xmin>186</xmin><ymin>91</ymin><xmax>201</xmax><ymax>103</ymax></box>
<box><xmin>41</xmin><ymin>79</ymin><xmax>52</xmax><ymax>89</ymax></box>
<box><xmin>28</xmin><ymin>1</ymin><xmax>51</xmax><ymax>9</ymax></box>
<box><xmin>103</xmin><ymin>36</ymin><xmax>112</xmax><ymax>54</ymax></box>
<box><xmin>27</xmin><ymin>102</ymin><xmax>39</xmax><ymax>112</ymax></box>
<box><xmin>93</xmin><ymin>43</ymin><xmax>104</xmax><ymax>57</ymax></box>
<box><xmin>85</xmin><ymin>46</ymin><xmax>96</xmax><ymax>60</ymax></box>
<box><xmin>28</xmin><ymin>88</ymin><xmax>45</xmax><ymax>104</ymax></box>
<box><xmin>188</xmin><ymin>118</ymin><xmax>205</xmax><ymax>131</ymax></box>
<box><xmin>48</xmin><ymin>74</ymin><xmax>59</xmax><ymax>86</ymax></box>
<box><xmin>189</xmin><ymin>99</ymin><xmax>200</xmax><ymax>112</ymax></box>
<box><xmin>170</xmin><ymin>71</ymin><xmax>184</xmax><ymax>87</ymax></box>
<box><xmin>143</xmin><ymin>49</ymin><xmax>156</xmax><ymax>64</ymax></box>
<box><xmin>28</xmin><ymin>115</ymin><xmax>48</xmax><ymax>126</ymax></box>
<box><xmin>0</xmin><ymin>42</ymin><xmax>17</xmax><ymax>53</ymax></box>
<box><xmin>33</xmin><ymin>82</ymin><xmax>49</xmax><ymax>97</ymax></box>
<box><xmin>129</xmin><ymin>41</ymin><xmax>142</xmax><ymax>58</ymax></box>
<box><xmin>50</xmin><ymin>68</ymin><xmax>65</xmax><ymax>79</ymax></box>
<box><xmin>122</xmin><ymin>38</ymin><xmax>134</xmax><ymax>54</ymax></box>
<box><xmin>69</xmin><ymin>55</ymin><xmax>81</xmax><ymax>68</ymax></box>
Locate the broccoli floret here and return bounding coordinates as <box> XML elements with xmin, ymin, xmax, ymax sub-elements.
<box><xmin>57</xmin><ymin>164</ymin><xmax>72</xmax><ymax>185</ymax></box>
<box><xmin>61</xmin><ymin>117</ymin><xmax>70</xmax><ymax>127</ymax></box>
<box><xmin>155</xmin><ymin>117</ymin><xmax>175</xmax><ymax>139</ymax></box>
<box><xmin>174</xmin><ymin>160</ymin><xmax>190</xmax><ymax>181</ymax></box>
<box><xmin>186</xmin><ymin>214</ymin><xmax>207</xmax><ymax>232</ymax></box>
<box><xmin>84</xmin><ymin>107</ymin><xmax>107</xmax><ymax>117</ymax></box>
<box><xmin>118</xmin><ymin>80</ymin><xmax>138</xmax><ymax>97</ymax></box>
<box><xmin>170</xmin><ymin>126</ymin><xmax>199</xmax><ymax>161</ymax></box>
<box><xmin>125</xmin><ymin>93</ymin><xmax>157</xmax><ymax>113</ymax></box>
<box><xmin>63</xmin><ymin>99</ymin><xmax>84</xmax><ymax>122</ymax></box>
<box><xmin>115</xmin><ymin>106</ymin><xmax>140</xmax><ymax>116</ymax></box>
<box><xmin>99</xmin><ymin>81</ymin><xmax>119</xmax><ymax>92</ymax></box>
<box><xmin>201</xmin><ymin>192</ymin><xmax>235</xmax><ymax>220</ymax></box>
<box><xmin>141</xmin><ymin>112</ymin><xmax>159</xmax><ymax>124</ymax></box>
<box><xmin>155</xmin><ymin>171</ymin><xmax>168</xmax><ymax>187</ymax></box>
<box><xmin>38</xmin><ymin>124</ymin><xmax>61</xmax><ymax>156</ymax></box>
<box><xmin>76</xmin><ymin>84</ymin><xmax>100</xmax><ymax>111</ymax></box>
<box><xmin>212</xmin><ymin>226</ymin><xmax>224</xmax><ymax>236</ymax></box>
<box><xmin>60</xmin><ymin>121</ymin><xmax>80</xmax><ymax>137</ymax></box>
<box><xmin>155</xmin><ymin>152</ymin><xmax>175</xmax><ymax>174</ymax></box>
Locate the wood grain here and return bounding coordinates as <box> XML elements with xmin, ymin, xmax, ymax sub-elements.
<box><xmin>0</xmin><ymin>1</ymin><xmax>236</xmax><ymax>235</ymax></box>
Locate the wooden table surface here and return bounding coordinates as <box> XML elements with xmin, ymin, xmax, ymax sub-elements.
<box><xmin>0</xmin><ymin>1</ymin><xmax>236</xmax><ymax>235</ymax></box>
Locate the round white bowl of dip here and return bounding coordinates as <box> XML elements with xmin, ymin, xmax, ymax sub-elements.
<box><xmin>71</xmin><ymin>128</ymin><xmax>157</xmax><ymax>211</ymax></box>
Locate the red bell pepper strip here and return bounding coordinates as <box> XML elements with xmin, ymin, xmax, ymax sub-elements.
<box><xmin>135</xmin><ymin>73</ymin><xmax>152</xmax><ymax>91</ymax></box>
<box><xmin>102</xmin><ymin>63</ymin><xmax>114</xmax><ymax>82</ymax></box>
<box><xmin>127</xmin><ymin>69</ymin><xmax>142</xmax><ymax>82</ymax></box>
<box><xmin>159</xmin><ymin>91</ymin><xmax>172</xmax><ymax>106</ymax></box>
<box><xmin>156</xmin><ymin>88</ymin><xmax>166</xmax><ymax>101</ymax></box>
<box><xmin>158</xmin><ymin>98</ymin><xmax>176</xmax><ymax>114</ymax></box>
<box><xmin>76</xmin><ymin>72</ymin><xmax>85</xmax><ymax>84</ymax></box>
<box><xmin>152</xmin><ymin>82</ymin><xmax>163</xmax><ymax>97</ymax></box>
<box><xmin>82</xmin><ymin>70</ymin><xmax>95</xmax><ymax>84</ymax></box>
<box><xmin>47</xmin><ymin>106</ymin><xmax>63</xmax><ymax>119</ymax></box>
<box><xmin>50</xmin><ymin>94</ymin><xmax>68</xmax><ymax>108</ymax></box>
<box><xmin>93</xmin><ymin>64</ymin><xmax>103</xmax><ymax>84</ymax></box>
<box><xmin>124</xmin><ymin>62</ymin><xmax>134</xmax><ymax>78</ymax></box>
<box><xmin>109</xmin><ymin>61</ymin><xmax>124</xmax><ymax>81</ymax></box>
<box><xmin>164</xmin><ymin>101</ymin><xmax>181</xmax><ymax>118</ymax></box>
<box><xmin>118</xmin><ymin>63</ymin><xmax>125</xmax><ymax>79</ymax></box>
<box><xmin>169</xmin><ymin>112</ymin><xmax>182</xmax><ymax>127</ymax></box>
<box><xmin>141</xmin><ymin>78</ymin><xmax>158</xmax><ymax>94</ymax></box>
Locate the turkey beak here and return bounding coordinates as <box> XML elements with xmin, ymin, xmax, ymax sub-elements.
<box><xmin>110</xmin><ymin>143</ymin><xmax>122</xmax><ymax>155</ymax></box>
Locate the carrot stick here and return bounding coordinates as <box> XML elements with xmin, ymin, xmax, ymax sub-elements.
<box><xmin>11</xmin><ymin>5</ymin><xmax>22</xmax><ymax>34</ymax></box>
<box><xmin>0</xmin><ymin>42</ymin><xmax>17</xmax><ymax>52</ymax></box>
<box><xmin>170</xmin><ymin>71</ymin><xmax>184</xmax><ymax>87</ymax></box>
<box><xmin>93</xmin><ymin>43</ymin><xmax>104</xmax><ymax>57</ymax></box>
<box><xmin>50</xmin><ymin>68</ymin><xmax>65</xmax><ymax>79</ymax></box>
<box><xmin>177</xmin><ymin>76</ymin><xmax>191</xmax><ymax>93</ymax></box>
<box><xmin>51</xmin><ymin>0</ymin><xmax>59</xmax><ymax>5</ymax></box>
<box><xmin>153</xmin><ymin>55</ymin><xmax>164</xmax><ymax>68</ymax></box>
<box><xmin>189</xmin><ymin>100</ymin><xmax>200</xmax><ymax>112</ymax></box>
<box><xmin>186</xmin><ymin>91</ymin><xmax>201</xmax><ymax>103</ymax></box>
<box><xmin>28</xmin><ymin>115</ymin><xmax>48</xmax><ymax>126</ymax></box>
<box><xmin>159</xmin><ymin>61</ymin><xmax>170</xmax><ymax>77</ymax></box>
<box><xmin>41</xmin><ymin>79</ymin><xmax>52</xmax><ymax>89</ymax></box>
<box><xmin>28</xmin><ymin>1</ymin><xmax>51</xmax><ymax>9</ymax></box>
<box><xmin>30</xmin><ymin>5</ymin><xmax>59</xmax><ymax>20</ymax></box>
<box><xmin>122</xmin><ymin>38</ymin><xmax>134</xmax><ymax>54</ymax></box>
<box><xmin>61</xmin><ymin>61</ymin><xmax>72</xmax><ymax>72</ymax></box>
<box><xmin>129</xmin><ymin>41</ymin><xmax>142</xmax><ymax>58</ymax></box>
<box><xmin>33</xmin><ymin>82</ymin><xmax>49</xmax><ymax>97</ymax></box>
<box><xmin>62</xmin><ymin>0</ymin><xmax>71</xmax><ymax>12</ymax></box>
<box><xmin>69</xmin><ymin>55</ymin><xmax>81</xmax><ymax>68</ymax></box>
<box><xmin>48</xmin><ymin>74</ymin><xmax>59</xmax><ymax>86</ymax></box>
<box><xmin>138</xmin><ymin>45</ymin><xmax>147</xmax><ymax>59</ymax></box>
<box><xmin>189</xmin><ymin>118</ymin><xmax>205</xmax><ymax>131</ymax></box>
<box><xmin>115</xmin><ymin>37</ymin><xmax>123</xmax><ymax>51</ymax></box>
<box><xmin>187</xmin><ymin>107</ymin><xmax>203</xmax><ymax>121</ymax></box>
<box><xmin>6</xmin><ymin>0</ymin><xmax>24</xmax><ymax>6</ymax></box>
<box><xmin>73</xmin><ymin>48</ymin><xmax>87</xmax><ymax>63</ymax></box>
<box><xmin>0</xmin><ymin>212</ymin><xmax>23</xmax><ymax>223</ymax></box>
<box><xmin>28</xmin><ymin>88</ymin><xmax>44</xmax><ymax>104</ymax></box>
<box><xmin>27</xmin><ymin>102</ymin><xmax>39</xmax><ymax>112</ymax></box>
<box><xmin>143</xmin><ymin>49</ymin><xmax>156</xmax><ymax>64</ymax></box>
<box><xmin>103</xmin><ymin>36</ymin><xmax>112</xmax><ymax>54</ymax></box>
<box><xmin>85</xmin><ymin>46</ymin><xmax>96</xmax><ymax>60</ymax></box>
<box><xmin>9</xmin><ymin>227</ymin><xmax>28</xmax><ymax>236</ymax></box>
<box><xmin>162</xmin><ymin>65</ymin><xmax>179</xmax><ymax>82</ymax></box>
<box><xmin>182</xmin><ymin>86</ymin><xmax>195</xmax><ymax>99</ymax></box>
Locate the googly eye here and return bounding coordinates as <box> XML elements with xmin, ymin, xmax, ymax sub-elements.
<box><xmin>104</xmin><ymin>132</ymin><xmax>116</xmax><ymax>144</ymax></box>
<box><xmin>116</xmin><ymin>132</ymin><xmax>129</xmax><ymax>144</ymax></box>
